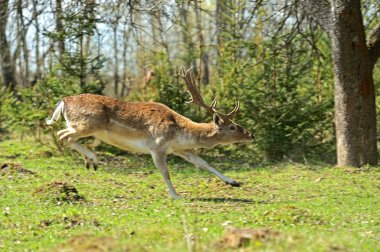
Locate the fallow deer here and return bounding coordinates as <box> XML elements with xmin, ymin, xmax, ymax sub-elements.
<box><xmin>46</xmin><ymin>68</ymin><xmax>253</xmax><ymax>199</ymax></box>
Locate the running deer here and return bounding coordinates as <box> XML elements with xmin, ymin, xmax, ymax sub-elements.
<box><xmin>46</xmin><ymin>68</ymin><xmax>253</xmax><ymax>199</ymax></box>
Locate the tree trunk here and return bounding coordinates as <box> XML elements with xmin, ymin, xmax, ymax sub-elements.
<box><xmin>122</xmin><ymin>25</ymin><xmax>131</xmax><ymax>97</ymax></box>
<box><xmin>16</xmin><ymin>0</ymin><xmax>30</xmax><ymax>87</ymax></box>
<box><xmin>32</xmin><ymin>0</ymin><xmax>42</xmax><ymax>83</ymax></box>
<box><xmin>216</xmin><ymin>0</ymin><xmax>232</xmax><ymax>75</ymax></box>
<box><xmin>300</xmin><ymin>0</ymin><xmax>378</xmax><ymax>166</ymax></box>
<box><xmin>180</xmin><ymin>1</ymin><xmax>197</xmax><ymax>69</ymax></box>
<box><xmin>113</xmin><ymin>24</ymin><xmax>119</xmax><ymax>97</ymax></box>
<box><xmin>329</xmin><ymin>0</ymin><xmax>377</xmax><ymax>166</ymax></box>
<box><xmin>0</xmin><ymin>0</ymin><xmax>17</xmax><ymax>91</ymax></box>
<box><xmin>193</xmin><ymin>0</ymin><xmax>209</xmax><ymax>85</ymax></box>
<box><xmin>79</xmin><ymin>34</ymin><xmax>85</xmax><ymax>90</ymax></box>
<box><xmin>55</xmin><ymin>0</ymin><xmax>65</xmax><ymax>58</ymax></box>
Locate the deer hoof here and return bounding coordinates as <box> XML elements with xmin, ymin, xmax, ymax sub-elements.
<box><xmin>227</xmin><ymin>181</ymin><xmax>241</xmax><ymax>187</ymax></box>
<box><xmin>171</xmin><ymin>194</ymin><xmax>183</xmax><ymax>200</ymax></box>
<box><xmin>85</xmin><ymin>161</ymin><xmax>90</xmax><ymax>170</ymax></box>
<box><xmin>93</xmin><ymin>163</ymin><xmax>98</xmax><ymax>171</ymax></box>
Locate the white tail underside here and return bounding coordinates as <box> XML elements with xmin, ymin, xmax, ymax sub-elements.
<box><xmin>46</xmin><ymin>101</ymin><xmax>64</xmax><ymax>125</ymax></box>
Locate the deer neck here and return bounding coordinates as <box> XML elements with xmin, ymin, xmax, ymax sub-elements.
<box><xmin>179</xmin><ymin>119</ymin><xmax>219</xmax><ymax>148</ymax></box>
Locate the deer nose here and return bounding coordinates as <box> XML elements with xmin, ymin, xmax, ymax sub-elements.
<box><xmin>249</xmin><ymin>133</ymin><xmax>255</xmax><ymax>140</ymax></box>
<box><xmin>246</xmin><ymin>131</ymin><xmax>254</xmax><ymax>140</ymax></box>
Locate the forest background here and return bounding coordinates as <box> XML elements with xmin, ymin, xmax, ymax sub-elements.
<box><xmin>0</xmin><ymin>0</ymin><xmax>379</xmax><ymax>165</ymax></box>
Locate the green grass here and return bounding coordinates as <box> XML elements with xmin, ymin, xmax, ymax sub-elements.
<box><xmin>0</xmin><ymin>138</ymin><xmax>380</xmax><ymax>251</ymax></box>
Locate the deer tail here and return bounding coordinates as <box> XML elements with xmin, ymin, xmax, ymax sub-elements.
<box><xmin>46</xmin><ymin>101</ymin><xmax>65</xmax><ymax>125</ymax></box>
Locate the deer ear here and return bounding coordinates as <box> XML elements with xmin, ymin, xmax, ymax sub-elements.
<box><xmin>213</xmin><ymin>113</ymin><xmax>224</xmax><ymax>126</ymax></box>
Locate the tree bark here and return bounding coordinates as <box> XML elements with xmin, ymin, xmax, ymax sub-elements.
<box><xmin>113</xmin><ymin>24</ymin><xmax>119</xmax><ymax>97</ymax></box>
<box><xmin>193</xmin><ymin>0</ymin><xmax>209</xmax><ymax>85</ymax></box>
<box><xmin>0</xmin><ymin>0</ymin><xmax>17</xmax><ymax>91</ymax></box>
<box><xmin>121</xmin><ymin>26</ymin><xmax>131</xmax><ymax>97</ymax></box>
<box><xmin>32</xmin><ymin>0</ymin><xmax>42</xmax><ymax>83</ymax></box>
<box><xmin>180</xmin><ymin>1</ymin><xmax>197</xmax><ymax>69</ymax></box>
<box><xmin>16</xmin><ymin>0</ymin><xmax>30</xmax><ymax>87</ymax></box>
<box><xmin>216</xmin><ymin>0</ymin><xmax>232</xmax><ymax>75</ymax></box>
<box><xmin>299</xmin><ymin>0</ymin><xmax>378</xmax><ymax>166</ymax></box>
<box><xmin>364</xmin><ymin>23</ymin><xmax>380</xmax><ymax>164</ymax></box>
<box><xmin>55</xmin><ymin>0</ymin><xmax>65</xmax><ymax>58</ymax></box>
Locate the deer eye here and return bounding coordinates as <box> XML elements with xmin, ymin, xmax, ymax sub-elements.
<box><xmin>229</xmin><ymin>125</ymin><xmax>236</xmax><ymax>131</ymax></box>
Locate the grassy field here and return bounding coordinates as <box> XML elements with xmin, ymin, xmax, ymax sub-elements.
<box><xmin>0</xmin><ymin>138</ymin><xmax>380</xmax><ymax>251</ymax></box>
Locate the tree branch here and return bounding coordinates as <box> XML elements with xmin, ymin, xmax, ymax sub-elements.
<box><xmin>367</xmin><ymin>23</ymin><xmax>380</xmax><ymax>65</ymax></box>
<box><xmin>297</xmin><ymin>0</ymin><xmax>332</xmax><ymax>32</ymax></box>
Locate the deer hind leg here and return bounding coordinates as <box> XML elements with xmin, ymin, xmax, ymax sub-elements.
<box><xmin>174</xmin><ymin>151</ymin><xmax>241</xmax><ymax>187</ymax></box>
<box><xmin>68</xmin><ymin>142</ymin><xmax>99</xmax><ymax>171</ymax></box>
<box><xmin>57</xmin><ymin>124</ymin><xmax>93</xmax><ymax>143</ymax></box>
<box><xmin>57</xmin><ymin>125</ymin><xmax>99</xmax><ymax>170</ymax></box>
<box><xmin>150</xmin><ymin>150</ymin><xmax>181</xmax><ymax>199</ymax></box>
<box><xmin>57</xmin><ymin>127</ymin><xmax>77</xmax><ymax>141</ymax></box>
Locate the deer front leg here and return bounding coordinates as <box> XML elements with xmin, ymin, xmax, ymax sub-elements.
<box><xmin>150</xmin><ymin>150</ymin><xmax>182</xmax><ymax>199</ymax></box>
<box><xmin>174</xmin><ymin>151</ymin><xmax>241</xmax><ymax>187</ymax></box>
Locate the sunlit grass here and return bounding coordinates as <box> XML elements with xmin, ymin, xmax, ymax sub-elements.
<box><xmin>0</xmin><ymin>138</ymin><xmax>380</xmax><ymax>251</ymax></box>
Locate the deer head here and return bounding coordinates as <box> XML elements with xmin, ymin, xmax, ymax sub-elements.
<box><xmin>181</xmin><ymin>67</ymin><xmax>253</xmax><ymax>144</ymax></box>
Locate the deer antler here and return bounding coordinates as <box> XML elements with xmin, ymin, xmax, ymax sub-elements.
<box><xmin>181</xmin><ymin>67</ymin><xmax>240</xmax><ymax>121</ymax></box>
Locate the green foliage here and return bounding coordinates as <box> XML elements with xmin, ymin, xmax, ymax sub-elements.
<box><xmin>1</xmin><ymin>0</ymin><xmax>379</xmax><ymax>166</ymax></box>
<box><xmin>245</xmin><ymin>36</ymin><xmax>334</xmax><ymax>162</ymax></box>
<box><xmin>45</xmin><ymin>0</ymin><xmax>105</xmax><ymax>93</ymax></box>
<box><xmin>1</xmin><ymin>75</ymin><xmax>81</xmax><ymax>134</ymax></box>
<box><xmin>132</xmin><ymin>51</ymin><xmax>196</xmax><ymax>119</ymax></box>
<box><xmin>213</xmin><ymin>19</ymin><xmax>335</xmax><ymax>163</ymax></box>
<box><xmin>58</xmin><ymin>53</ymin><xmax>106</xmax><ymax>93</ymax></box>
<box><xmin>155</xmin><ymin>74</ymin><xmax>189</xmax><ymax>116</ymax></box>
<box><xmin>152</xmin><ymin>53</ymin><xmax>188</xmax><ymax>114</ymax></box>
<box><xmin>46</xmin><ymin>0</ymin><xmax>99</xmax><ymax>41</ymax></box>
<box><xmin>0</xmin><ymin>0</ymin><xmax>106</xmax><ymax>142</ymax></box>
<box><xmin>0</xmin><ymin>90</ymin><xmax>13</xmax><ymax>138</ymax></box>
<box><xmin>0</xmin><ymin>71</ymin><xmax>105</xmax><ymax>153</ymax></box>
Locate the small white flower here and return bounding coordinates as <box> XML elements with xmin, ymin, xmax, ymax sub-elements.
<box><xmin>222</xmin><ymin>220</ymin><xmax>232</xmax><ymax>226</ymax></box>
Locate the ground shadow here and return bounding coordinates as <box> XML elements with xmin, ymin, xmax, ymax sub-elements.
<box><xmin>189</xmin><ymin>197</ymin><xmax>269</xmax><ymax>204</ymax></box>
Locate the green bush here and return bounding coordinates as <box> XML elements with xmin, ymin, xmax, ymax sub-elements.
<box><xmin>0</xmin><ymin>73</ymin><xmax>104</xmax><ymax>150</ymax></box>
<box><xmin>215</xmin><ymin>32</ymin><xmax>335</xmax><ymax>163</ymax></box>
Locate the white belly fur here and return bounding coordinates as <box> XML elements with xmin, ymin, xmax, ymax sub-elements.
<box><xmin>95</xmin><ymin>131</ymin><xmax>151</xmax><ymax>154</ymax></box>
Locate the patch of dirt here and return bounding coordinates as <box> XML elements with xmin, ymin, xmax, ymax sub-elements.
<box><xmin>53</xmin><ymin>234</ymin><xmax>130</xmax><ymax>252</ymax></box>
<box><xmin>0</xmin><ymin>162</ymin><xmax>36</xmax><ymax>176</ymax></box>
<box><xmin>34</xmin><ymin>181</ymin><xmax>84</xmax><ymax>203</ymax></box>
<box><xmin>216</xmin><ymin>227</ymin><xmax>280</xmax><ymax>249</ymax></box>
<box><xmin>38</xmin><ymin>217</ymin><xmax>100</xmax><ymax>229</ymax></box>
<box><xmin>39</xmin><ymin>220</ymin><xmax>54</xmax><ymax>228</ymax></box>
<box><xmin>63</xmin><ymin>216</ymin><xmax>85</xmax><ymax>229</ymax></box>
